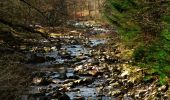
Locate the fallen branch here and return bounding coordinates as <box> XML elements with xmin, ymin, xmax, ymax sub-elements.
<box><xmin>0</xmin><ymin>18</ymin><xmax>49</xmax><ymax>40</ymax></box>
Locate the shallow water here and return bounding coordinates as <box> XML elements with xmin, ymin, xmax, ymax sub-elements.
<box><xmin>23</xmin><ymin>38</ymin><xmax>111</xmax><ymax>100</ymax></box>
<box><xmin>63</xmin><ymin>45</ymin><xmax>89</xmax><ymax>57</ymax></box>
<box><xmin>89</xmin><ymin>39</ymin><xmax>106</xmax><ymax>47</ymax></box>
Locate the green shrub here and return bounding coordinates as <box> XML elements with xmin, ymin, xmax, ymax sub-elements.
<box><xmin>104</xmin><ymin>0</ymin><xmax>170</xmax><ymax>84</ymax></box>
<box><xmin>133</xmin><ymin>39</ymin><xmax>170</xmax><ymax>84</ymax></box>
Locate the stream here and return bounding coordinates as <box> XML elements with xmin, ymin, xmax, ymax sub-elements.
<box><xmin>19</xmin><ymin>21</ymin><xmax>169</xmax><ymax>100</ymax></box>
<box><xmin>21</xmin><ymin>24</ymin><xmax>116</xmax><ymax>100</ymax></box>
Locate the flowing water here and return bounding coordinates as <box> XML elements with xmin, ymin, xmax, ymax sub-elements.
<box><xmin>20</xmin><ymin>21</ymin><xmax>117</xmax><ymax>100</ymax></box>
<box><xmin>21</xmin><ymin>37</ymin><xmax>115</xmax><ymax>100</ymax></box>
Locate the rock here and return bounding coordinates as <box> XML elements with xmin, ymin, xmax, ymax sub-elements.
<box><xmin>120</xmin><ymin>70</ymin><xmax>129</xmax><ymax>78</ymax></box>
<box><xmin>74</xmin><ymin>64</ymin><xmax>102</xmax><ymax>76</ymax></box>
<box><xmin>158</xmin><ymin>85</ymin><xmax>169</xmax><ymax>92</ymax></box>
<box><xmin>106</xmin><ymin>78</ymin><xmax>116</xmax><ymax>84</ymax></box>
<box><xmin>71</xmin><ymin>88</ymin><xmax>80</xmax><ymax>92</ymax></box>
<box><xmin>51</xmin><ymin>46</ymin><xmax>56</xmax><ymax>51</ymax></box>
<box><xmin>73</xmin><ymin>96</ymin><xmax>85</xmax><ymax>100</ymax></box>
<box><xmin>91</xmin><ymin>61</ymin><xmax>100</xmax><ymax>66</ymax></box>
<box><xmin>104</xmin><ymin>73</ymin><xmax>110</xmax><ymax>78</ymax></box>
<box><xmin>38</xmin><ymin>87</ymin><xmax>47</xmax><ymax>94</ymax></box>
<box><xmin>63</xmin><ymin>82</ymin><xmax>74</xmax><ymax>88</ymax></box>
<box><xmin>134</xmin><ymin>90</ymin><xmax>147</xmax><ymax>99</ymax></box>
<box><xmin>71</xmin><ymin>78</ymin><xmax>94</xmax><ymax>87</ymax></box>
<box><xmin>110</xmin><ymin>82</ymin><xmax>120</xmax><ymax>88</ymax></box>
<box><xmin>32</xmin><ymin>77</ymin><xmax>43</xmax><ymax>85</ymax></box>
<box><xmin>161</xmin><ymin>94</ymin><xmax>169</xmax><ymax>100</ymax></box>
<box><xmin>82</xmin><ymin>78</ymin><xmax>94</xmax><ymax>85</ymax></box>
<box><xmin>88</xmin><ymin>70</ymin><xmax>98</xmax><ymax>76</ymax></box>
<box><xmin>74</xmin><ymin>65</ymin><xmax>83</xmax><ymax>72</ymax></box>
<box><xmin>87</xmin><ymin>66</ymin><xmax>100</xmax><ymax>76</ymax></box>
<box><xmin>51</xmin><ymin>79</ymin><xmax>60</xmax><ymax>84</ymax></box>
<box><xmin>109</xmin><ymin>90</ymin><xmax>122</xmax><ymax>97</ymax></box>
<box><xmin>59</xmin><ymin>51</ymin><xmax>71</xmax><ymax>59</ymax></box>
<box><xmin>46</xmin><ymin>56</ymin><xmax>56</xmax><ymax>61</ymax></box>
<box><xmin>52</xmin><ymin>91</ymin><xmax>71</xmax><ymax>100</ymax></box>
<box><xmin>32</xmin><ymin>77</ymin><xmax>52</xmax><ymax>86</ymax></box>
<box><xmin>59</xmin><ymin>86</ymin><xmax>71</xmax><ymax>92</ymax></box>
<box><xmin>59</xmin><ymin>72</ymin><xmax>67</xmax><ymax>79</ymax></box>
<box><xmin>43</xmin><ymin>47</ymin><xmax>51</xmax><ymax>52</ymax></box>
<box><xmin>68</xmin><ymin>75</ymin><xmax>80</xmax><ymax>79</ymax></box>
<box><xmin>75</xmin><ymin>55</ymin><xmax>87</xmax><ymax>61</ymax></box>
<box><xmin>73</xmin><ymin>79</ymin><xmax>81</xmax><ymax>85</ymax></box>
<box><xmin>63</xmin><ymin>79</ymin><xmax>76</xmax><ymax>84</ymax></box>
<box><xmin>105</xmin><ymin>57</ymin><xmax>118</xmax><ymax>63</ymax></box>
<box><xmin>123</xmin><ymin>96</ymin><xmax>134</xmax><ymax>100</ymax></box>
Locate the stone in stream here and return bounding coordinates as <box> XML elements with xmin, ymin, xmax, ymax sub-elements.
<box><xmin>32</xmin><ymin>77</ymin><xmax>52</xmax><ymax>86</ymax></box>
<box><xmin>81</xmin><ymin>78</ymin><xmax>94</xmax><ymax>85</ymax></box>
<box><xmin>88</xmin><ymin>70</ymin><xmax>98</xmax><ymax>76</ymax></box>
<box><xmin>73</xmin><ymin>96</ymin><xmax>85</xmax><ymax>100</ymax></box>
<box><xmin>62</xmin><ymin>78</ymin><xmax>94</xmax><ymax>88</ymax></box>
<box><xmin>109</xmin><ymin>89</ymin><xmax>122</xmax><ymax>97</ymax></box>
<box><xmin>68</xmin><ymin>75</ymin><xmax>80</xmax><ymax>79</ymax></box>
<box><xmin>75</xmin><ymin>55</ymin><xmax>88</xmax><ymax>61</ymax></box>
<box><xmin>38</xmin><ymin>87</ymin><xmax>47</xmax><ymax>94</ymax></box>
<box><xmin>109</xmin><ymin>82</ymin><xmax>120</xmax><ymax>88</ymax></box>
<box><xmin>87</xmin><ymin>58</ymin><xmax>99</xmax><ymax>65</ymax></box>
<box><xmin>58</xmin><ymin>50</ymin><xmax>72</xmax><ymax>59</ymax></box>
<box><xmin>32</xmin><ymin>72</ymin><xmax>54</xmax><ymax>86</ymax></box>
<box><xmin>59</xmin><ymin>86</ymin><xmax>71</xmax><ymax>92</ymax></box>
<box><xmin>73</xmin><ymin>78</ymin><xmax>93</xmax><ymax>86</ymax></box>
<box><xmin>70</xmin><ymin>88</ymin><xmax>80</xmax><ymax>92</ymax></box>
<box><xmin>51</xmin><ymin>91</ymin><xmax>71</xmax><ymax>100</ymax></box>
<box><xmin>58</xmin><ymin>72</ymin><xmax>67</xmax><ymax>79</ymax></box>
<box><xmin>74</xmin><ymin>65</ymin><xmax>84</xmax><ymax>72</ymax></box>
<box><xmin>74</xmin><ymin>63</ymin><xmax>103</xmax><ymax>77</ymax></box>
<box><xmin>45</xmin><ymin>56</ymin><xmax>56</xmax><ymax>61</ymax></box>
<box><xmin>123</xmin><ymin>96</ymin><xmax>134</xmax><ymax>100</ymax></box>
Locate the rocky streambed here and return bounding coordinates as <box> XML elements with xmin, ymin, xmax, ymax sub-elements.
<box><xmin>21</xmin><ymin>36</ymin><xmax>116</xmax><ymax>100</ymax></box>
<box><xmin>20</xmin><ymin>22</ymin><xmax>169</xmax><ymax>100</ymax></box>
